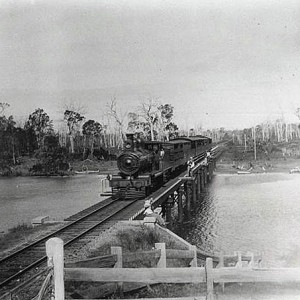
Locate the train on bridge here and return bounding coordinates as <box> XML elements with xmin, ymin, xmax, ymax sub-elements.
<box><xmin>109</xmin><ymin>133</ymin><xmax>212</xmax><ymax>199</ymax></box>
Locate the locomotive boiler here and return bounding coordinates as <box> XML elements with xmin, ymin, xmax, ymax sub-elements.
<box><xmin>117</xmin><ymin>134</ymin><xmax>154</xmax><ymax>177</ymax></box>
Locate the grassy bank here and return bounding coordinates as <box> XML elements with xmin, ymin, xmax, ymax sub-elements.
<box><xmin>0</xmin><ymin>222</ymin><xmax>63</xmax><ymax>258</ymax></box>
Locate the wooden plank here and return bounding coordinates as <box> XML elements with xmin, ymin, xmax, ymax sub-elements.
<box><xmin>217</xmin><ymin>252</ymin><xmax>225</xmax><ymax>292</ymax></box>
<box><xmin>234</xmin><ymin>251</ymin><xmax>242</xmax><ymax>268</ymax></box>
<box><xmin>166</xmin><ymin>249</ymin><xmax>194</xmax><ymax>260</ymax></box>
<box><xmin>65</xmin><ymin>254</ymin><xmax>117</xmax><ymax>268</ymax></box>
<box><xmin>123</xmin><ymin>250</ymin><xmax>161</xmax><ymax>263</ymax></box>
<box><xmin>246</xmin><ymin>251</ymin><xmax>254</xmax><ymax>268</ymax></box>
<box><xmin>223</xmin><ymin>254</ymin><xmax>262</xmax><ymax>264</ymax></box>
<box><xmin>76</xmin><ymin>297</ymin><xmax>206</xmax><ymax>300</ymax></box>
<box><xmin>158</xmin><ymin>226</ymin><xmax>191</xmax><ymax>249</ymax></box>
<box><xmin>179</xmin><ymin>177</ymin><xmax>195</xmax><ymax>181</ymax></box>
<box><xmin>189</xmin><ymin>246</ymin><xmax>197</xmax><ymax>267</ymax></box>
<box><xmin>155</xmin><ymin>243</ymin><xmax>166</xmax><ymax>268</ymax></box>
<box><xmin>46</xmin><ymin>238</ymin><xmax>64</xmax><ymax>300</ymax></box>
<box><xmin>206</xmin><ymin>258</ymin><xmax>214</xmax><ymax>300</ymax></box>
<box><xmin>111</xmin><ymin>246</ymin><xmax>123</xmax><ymax>297</ymax></box>
<box><xmin>213</xmin><ymin>267</ymin><xmax>300</xmax><ymax>283</ymax></box>
<box><xmin>65</xmin><ymin>267</ymin><xmax>206</xmax><ymax>284</ymax></box>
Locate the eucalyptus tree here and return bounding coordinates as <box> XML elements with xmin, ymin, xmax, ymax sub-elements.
<box><xmin>106</xmin><ymin>97</ymin><xmax>127</xmax><ymax>148</ymax></box>
<box><xmin>127</xmin><ymin>112</ymin><xmax>146</xmax><ymax>134</ymax></box>
<box><xmin>133</xmin><ymin>99</ymin><xmax>178</xmax><ymax>141</ymax></box>
<box><xmin>25</xmin><ymin>108</ymin><xmax>53</xmax><ymax>150</ymax></box>
<box><xmin>0</xmin><ymin>115</ymin><xmax>17</xmax><ymax>162</ymax></box>
<box><xmin>63</xmin><ymin>110</ymin><xmax>85</xmax><ymax>153</ymax></box>
<box><xmin>157</xmin><ymin>104</ymin><xmax>177</xmax><ymax>140</ymax></box>
<box><xmin>138</xmin><ymin>97</ymin><xmax>159</xmax><ymax>141</ymax></box>
<box><xmin>166</xmin><ymin>122</ymin><xmax>179</xmax><ymax>139</ymax></box>
<box><xmin>82</xmin><ymin>119</ymin><xmax>103</xmax><ymax>157</ymax></box>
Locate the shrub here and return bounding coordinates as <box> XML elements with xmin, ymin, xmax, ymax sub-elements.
<box><xmin>116</xmin><ymin>226</ymin><xmax>161</xmax><ymax>252</ymax></box>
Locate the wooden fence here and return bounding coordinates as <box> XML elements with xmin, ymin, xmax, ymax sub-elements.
<box><xmin>40</xmin><ymin>237</ymin><xmax>300</xmax><ymax>300</ymax></box>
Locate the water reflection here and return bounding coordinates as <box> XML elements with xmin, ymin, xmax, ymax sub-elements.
<box><xmin>180</xmin><ymin>173</ymin><xmax>300</xmax><ymax>267</ymax></box>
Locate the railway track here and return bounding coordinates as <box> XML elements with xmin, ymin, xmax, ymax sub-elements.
<box><xmin>0</xmin><ymin>197</ymin><xmax>140</xmax><ymax>296</ymax></box>
<box><xmin>0</xmin><ymin>145</ymin><xmax>226</xmax><ymax>298</ymax></box>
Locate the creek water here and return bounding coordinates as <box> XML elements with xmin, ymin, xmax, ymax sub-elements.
<box><xmin>0</xmin><ymin>174</ymin><xmax>107</xmax><ymax>233</ymax></box>
<box><xmin>180</xmin><ymin>172</ymin><xmax>300</xmax><ymax>267</ymax></box>
<box><xmin>2</xmin><ymin>172</ymin><xmax>300</xmax><ymax>268</ymax></box>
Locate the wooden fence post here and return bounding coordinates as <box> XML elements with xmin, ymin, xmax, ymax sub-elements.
<box><xmin>111</xmin><ymin>246</ymin><xmax>123</xmax><ymax>297</ymax></box>
<box><xmin>205</xmin><ymin>258</ymin><xmax>214</xmax><ymax>300</ymax></box>
<box><xmin>155</xmin><ymin>243</ymin><xmax>166</xmax><ymax>268</ymax></box>
<box><xmin>46</xmin><ymin>238</ymin><xmax>64</xmax><ymax>300</ymax></box>
<box><xmin>246</xmin><ymin>251</ymin><xmax>254</xmax><ymax>268</ymax></box>
<box><xmin>189</xmin><ymin>245</ymin><xmax>197</xmax><ymax>267</ymax></box>
<box><xmin>218</xmin><ymin>252</ymin><xmax>225</xmax><ymax>293</ymax></box>
<box><xmin>178</xmin><ymin>186</ymin><xmax>184</xmax><ymax>224</ymax></box>
<box><xmin>192</xmin><ymin>180</ymin><xmax>197</xmax><ymax>208</ymax></box>
<box><xmin>234</xmin><ymin>251</ymin><xmax>242</xmax><ymax>268</ymax></box>
<box><xmin>185</xmin><ymin>182</ymin><xmax>191</xmax><ymax>218</ymax></box>
<box><xmin>197</xmin><ymin>169</ymin><xmax>201</xmax><ymax>198</ymax></box>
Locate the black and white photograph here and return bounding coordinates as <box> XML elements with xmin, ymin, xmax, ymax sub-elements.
<box><xmin>1</xmin><ymin>0</ymin><xmax>300</xmax><ymax>299</ymax></box>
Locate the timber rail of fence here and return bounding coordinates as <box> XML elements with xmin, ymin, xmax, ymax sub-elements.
<box><xmin>13</xmin><ymin>221</ymin><xmax>300</xmax><ymax>300</ymax></box>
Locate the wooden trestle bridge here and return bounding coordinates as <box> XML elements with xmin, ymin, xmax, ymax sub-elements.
<box><xmin>130</xmin><ymin>143</ymin><xmax>223</xmax><ymax>227</ymax></box>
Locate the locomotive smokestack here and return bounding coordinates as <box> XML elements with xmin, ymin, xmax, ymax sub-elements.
<box><xmin>125</xmin><ymin>133</ymin><xmax>142</xmax><ymax>151</ymax></box>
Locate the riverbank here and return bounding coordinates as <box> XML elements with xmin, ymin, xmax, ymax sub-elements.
<box><xmin>216</xmin><ymin>157</ymin><xmax>300</xmax><ymax>174</ymax></box>
<box><xmin>1</xmin><ymin>157</ymin><xmax>118</xmax><ymax>177</ymax></box>
<box><xmin>216</xmin><ymin>147</ymin><xmax>300</xmax><ymax>175</ymax></box>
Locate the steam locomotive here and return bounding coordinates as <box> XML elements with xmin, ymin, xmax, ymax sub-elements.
<box><xmin>109</xmin><ymin>133</ymin><xmax>212</xmax><ymax>199</ymax></box>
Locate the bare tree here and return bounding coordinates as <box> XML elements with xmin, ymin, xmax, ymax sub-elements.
<box><xmin>138</xmin><ymin>96</ymin><xmax>160</xmax><ymax>141</ymax></box>
<box><xmin>60</xmin><ymin>100</ymin><xmax>87</xmax><ymax>116</ymax></box>
<box><xmin>106</xmin><ymin>97</ymin><xmax>127</xmax><ymax>148</ymax></box>
<box><xmin>0</xmin><ymin>102</ymin><xmax>10</xmax><ymax>116</ymax></box>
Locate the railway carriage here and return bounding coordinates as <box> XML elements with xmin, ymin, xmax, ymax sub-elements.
<box><xmin>109</xmin><ymin>133</ymin><xmax>212</xmax><ymax>200</ymax></box>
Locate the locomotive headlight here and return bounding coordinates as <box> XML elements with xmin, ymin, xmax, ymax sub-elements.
<box><xmin>125</xmin><ymin>158</ymin><xmax>132</xmax><ymax>166</ymax></box>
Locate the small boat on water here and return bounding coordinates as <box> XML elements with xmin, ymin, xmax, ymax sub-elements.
<box><xmin>237</xmin><ymin>166</ymin><xmax>253</xmax><ymax>175</ymax></box>
<box><xmin>237</xmin><ymin>170</ymin><xmax>252</xmax><ymax>175</ymax></box>
<box><xmin>290</xmin><ymin>167</ymin><xmax>300</xmax><ymax>174</ymax></box>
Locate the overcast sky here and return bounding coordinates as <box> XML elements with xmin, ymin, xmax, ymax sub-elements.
<box><xmin>0</xmin><ymin>0</ymin><xmax>299</xmax><ymax>130</ymax></box>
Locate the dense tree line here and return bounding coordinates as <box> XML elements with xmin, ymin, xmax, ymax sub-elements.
<box><xmin>2</xmin><ymin>99</ymin><xmax>300</xmax><ymax>170</ymax></box>
<box><xmin>0</xmin><ymin>99</ymin><xmax>181</xmax><ymax>167</ymax></box>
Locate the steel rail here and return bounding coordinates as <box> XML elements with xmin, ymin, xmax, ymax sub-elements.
<box><xmin>0</xmin><ymin>198</ymin><xmax>116</xmax><ymax>265</ymax></box>
<box><xmin>0</xmin><ymin>199</ymin><xmax>137</xmax><ymax>289</ymax></box>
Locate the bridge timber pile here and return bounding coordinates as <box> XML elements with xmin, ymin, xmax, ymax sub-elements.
<box><xmin>0</xmin><ymin>143</ymin><xmax>226</xmax><ymax>299</ymax></box>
